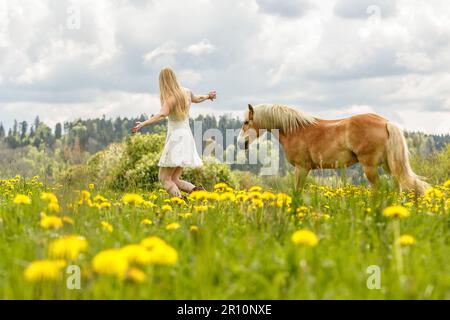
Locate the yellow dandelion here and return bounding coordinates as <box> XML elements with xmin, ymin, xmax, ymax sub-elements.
<box><xmin>62</xmin><ymin>216</ymin><xmax>74</xmax><ymax>225</ymax></box>
<box><xmin>79</xmin><ymin>190</ymin><xmax>91</xmax><ymax>202</ymax></box>
<box><xmin>92</xmin><ymin>249</ymin><xmax>128</xmax><ymax>279</ymax></box>
<box><xmin>88</xmin><ymin>183</ymin><xmax>95</xmax><ymax>190</ymax></box>
<box><xmin>166</xmin><ymin>222</ymin><xmax>180</xmax><ymax>230</ymax></box>
<box><xmin>443</xmin><ymin>179</ymin><xmax>450</xmax><ymax>189</ymax></box>
<box><xmin>140</xmin><ymin>236</ymin><xmax>168</xmax><ymax>250</ymax></box>
<box><xmin>161</xmin><ymin>204</ymin><xmax>173</xmax><ymax>212</ymax></box>
<box><xmin>425</xmin><ymin>187</ymin><xmax>444</xmax><ymax>199</ymax></box>
<box><xmin>248</xmin><ymin>186</ymin><xmax>262</xmax><ymax>193</ymax></box>
<box><xmin>194</xmin><ymin>205</ymin><xmax>208</xmax><ymax>213</ymax></box>
<box><xmin>171</xmin><ymin>197</ymin><xmax>186</xmax><ymax>205</ymax></box>
<box><xmin>101</xmin><ymin>221</ymin><xmax>113</xmax><ymax>233</ymax></box>
<box><xmin>214</xmin><ymin>182</ymin><xmax>228</xmax><ymax>189</ymax></box>
<box><xmin>120</xmin><ymin>245</ymin><xmax>153</xmax><ymax>265</ymax></box>
<box><xmin>141</xmin><ymin>219</ymin><xmax>153</xmax><ymax>225</ymax></box>
<box><xmin>148</xmin><ymin>244</ymin><xmax>178</xmax><ymax>265</ymax></box>
<box><xmin>190</xmin><ymin>225</ymin><xmax>199</xmax><ymax>232</ymax></box>
<box><xmin>251</xmin><ymin>198</ymin><xmax>264</xmax><ymax>209</ymax></box>
<box><xmin>139</xmin><ymin>236</ymin><xmax>178</xmax><ymax>265</ymax></box>
<box><xmin>97</xmin><ymin>201</ymin><xmax>111</xmax><ymax>210</ymax></box>
<box><xmin>93</xmin><ymin>195</ymin><xmax>108</xmax><ymax>203</ymax></box>
<box><xmin>127</xmin><ymin>267</ymin><xmax>147</xmax><ymax>283</ymax></box>
<box><xmin>41</xmin><ymin>192</ymin><xmax>58</xmax><ymax>204</ymax></box>
<box><xmin>123</xmin><ymin>193</ymin><xmax>144</xmax><ymax>206</ymax></box>
<box><xmin>13</xmin><ymin>194</ymin><xmax>31</xmax><ymax>205</ymax></box>
<box><xmin>189</xmin><ymin>190</ymin><xmax>209</xmax><ymax>201</ymax></box>
<box><xmin>218</xmin><ymin>192</ymin><xmax>235</xmax><ymax>202</ymax></box>
<box><xmin>291</xmin><ymin>229</ymin><xmax>319</xmax><ymax>247</ymax></box>
<box><xmin>143</xmin><ymin>201</ymin><xmax>156</xmax><ymax>208</ymax></box>
<box><xmin>179</xmin><ymin>212</ymin><xmax>193</xmax><ymax>218</ymax></box>
<box><xmin>24</xmin><ymin>260</ymin><xmax>67</xmax><ymax>282</ymax></box>
<box><xmin>383</xmin><ymin>205</ymin><xmax>410</xmax><ymax>219</ymax></box>
<box><xmin>49</xmin><ymin>235</ymin><xmax>88</xmax><ymax>260</ymax></box>
<box><xmin>397</xmin><ymin>234</ymin><xmax>416</xmax><ymax>246</ymax></box>
<box><xmin>40</xmin><ymin>213</ymin><xmax>63</xmax><ymax>230</ymax></box>
<box><xmin>47</xmin><ymin>201</ymin><xmax>61</xmax><ymax>213</ymax></box>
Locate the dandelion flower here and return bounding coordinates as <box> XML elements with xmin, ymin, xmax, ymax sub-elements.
<box><xmin>140</xmin><ymin>236</ymin><xmax>168</xmax><ymax>250</ymax></box>
<box><xmin>148</xmin><ymin>244</ymin><xmax>178</xmax><ymax>265</ymax></box>
<box><xmin>101</xmin><ymin>221</ymin><xmax>113</xmax><ymax>233</ymax></box>
<box><xmin>49</xmin><ymin>235</ymin><xmax>88</xmax><ymax>260</ymax></box>
<box><xmin>62</xmin><ymin>216</ymin><xmax>74</xmax><ymax>225</ymax></box>
<box><xmin>123</xmin><ymin>193</ymin><xmax>144</xmax><ymax>206</ymax></box>
<box><xmin>141</xmin><ymin>219</ymin><xmax>153</xmax><ymax>225</ymax></box>
<box><xmin>397</xmin><ymin>234</ymin><xmax>416</xmax><ymax>246</ymax></box>
<box><xmin>179</xmin><ymin>212</ymin><xmax>192</xmax><ymax>218</ymax></box>
<box><xmin>41</xmin><ymin>192</ymin><xmax>58</xmax><ymax>204</ymax></box>
<box><xmin>92</xmin><ymin>249</ymin><xmax>128</xmax><ymax>279</ymax></box>
<box><xmin>193</xmin><ymin>205</ymin><xmax>208</xmax><ymax>213</ymax></box>
<box><xmin>218</xmin><ymin>192</ymin><xmax>235</xmax><ymax>202</ymax></box>
<box><xmin>383</xmin><ymin>205</ymin><xmax>410</xmax><ymax>219</ymax></box>
<box><xmin>127</xmin><ymin>267</ymin><xmax>147</xmax><ymax>283</ymax></box>
<box><xmin>444</xmin><ymin>180</ymin><xmax>450</xmax><ymax>189</ymax></box>
<box><xmin>24</xmin><ymin>260</ymin><xmax>66</xmax><ymax>282</ymax></box>
<box><xmin>120</xmin><ymin>244</ymin><xmax>153</xmax><ymax>265</ymax></box>
<box><xmin>170</xmin><ymin>197</ymin><xmax>186</xmax><ymax>205</ymax></box>
<box><xmin>161</xmin><ymin>204</ymin><xmax>173</xmax><ymax>212</ymax></box>
<box><xmin>13</xmin><ymin>194</ymin><xmax>31</xmax><ymax>205</ymax></box>
<box><xmin>291</xmin><ymin>229</ymin><xmax>319</xmax><ymax>247</ymax></box>
<box><xmin>248</xmin><ymin>186</ymin><xmax>262</xmax><ymax>193</ymax></box>
<box><xmin>139</xmin><ymin>236</ymin><xmax>178</xmax><ymax>265</ymax></box>
<box><xmin>190</xmin><ymin>225</ymin><xmax>199</xmax><ymax>232</ymax></box>
<box><xmin>166</xmin><ymin>222</ymin><xmax>180</xmax><ymax>230</ymax></box>
<box><xmin>40</xmin><ymin>214</ymin><xmax>63</xmax><ymax>230</ymax></box>
<box><xmin>47</xmin><ymin>201</ymin><xmax>61</xmax><ymax>213</ymax></box>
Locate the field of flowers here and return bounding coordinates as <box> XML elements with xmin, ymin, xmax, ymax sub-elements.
<box><xmin>0</xmin><ymin>176</ymin><xmax>449</xmax><ymax>299</ymax></box>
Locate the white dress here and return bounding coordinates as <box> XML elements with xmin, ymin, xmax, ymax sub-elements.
<box><xmin>158</xmin><ymin>90</ymin><xmax>203</xmax><ymax>168</ymax></box>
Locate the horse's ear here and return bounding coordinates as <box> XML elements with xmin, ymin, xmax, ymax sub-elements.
<box><xmin>248</xmin><ymin>104</ymin><xmax>254</xmax><ymax>120</ymax></box>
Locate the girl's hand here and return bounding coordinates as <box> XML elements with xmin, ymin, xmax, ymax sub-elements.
<box><xmin>131</xmin><ymin>121</ymin><xmax>143</xmax><ymax>134</ymax></box>
<box><xmin>208</xmin><ymin>91</ymin><xmax>217</xmax><ymax>101</ymax></box>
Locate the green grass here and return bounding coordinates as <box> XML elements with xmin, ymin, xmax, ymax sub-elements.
<box><xmin>0</xmin><ymin>177</ymin><xmax>449</xmax><ymax>299</ymax></box>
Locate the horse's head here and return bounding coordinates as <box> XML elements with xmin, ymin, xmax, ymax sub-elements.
<box><xmin>238</xmin><ymin>104</ymin><xmax>260</xmax><ymax>150</ymax></box>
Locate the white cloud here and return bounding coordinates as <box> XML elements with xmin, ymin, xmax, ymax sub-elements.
<box><xmin>184</xmin><ymin>39</ymin><xmax>216</xmax><ymax>55</ymax></box>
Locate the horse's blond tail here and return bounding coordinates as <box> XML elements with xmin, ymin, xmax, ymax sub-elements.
<box><xmin>385</xmin><ymin>122</ymin><xmax>429</xmax><ymax>195</ymax></box>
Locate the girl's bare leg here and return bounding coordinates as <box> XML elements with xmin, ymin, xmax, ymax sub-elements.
<box><xmin>159</xmin><ymin>167</ymin><xmax>181</xmax><ymax>197</ymax></box>
<box><xmin>172</xmin><ymin>167</ymin><xmax>195</xmax><ymax>193</ymax></box>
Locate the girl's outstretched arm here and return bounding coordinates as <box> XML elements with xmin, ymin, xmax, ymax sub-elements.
<box><xmin>131</xmin><ymin>97</ymin><xmax>173</xmax><ymax>133</ymax></box>
<box><xmin>191</xmin><ymin>90</ymin><xmax>216</xmax><ymax>103</ymax></box>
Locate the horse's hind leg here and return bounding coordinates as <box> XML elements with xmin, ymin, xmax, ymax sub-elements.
<box><xmin>295</xmin><ymin>166</ymin><xmax>310</xmax><ymax>191</ymax></box>
<box><xmin>362</xmin><ymin>165</ymin><xmax>379</xmax><ymax>187</ymax></box>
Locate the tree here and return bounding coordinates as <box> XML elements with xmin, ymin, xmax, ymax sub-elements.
<box><xmin>0</xmin><ymin>123</ymin><xmax>5</xmax><ymax>140</ymax></box>
<box><xmin>55</xmin><ymin>123</ymin><xmax>62</xmax><ymax>140</ymax></box>
<box><xmin>20</xmin><ymin>121</ymin><xmax>28</xmax><ymax>141</ymax></box>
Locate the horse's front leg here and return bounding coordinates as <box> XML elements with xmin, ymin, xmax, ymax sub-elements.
<box><xmin>295</xmin><ymin>166</ymin><xmax>310</xmax><ymax>191</ymax></box>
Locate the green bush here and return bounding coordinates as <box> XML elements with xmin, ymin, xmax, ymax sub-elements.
<box><xmin>63</xmin><ymin>133</ymin><xmax>237</xmax><ymax>191</ymax></box>
<box><xmin>184</xmin><ymin>156</ymin><xmax>238</xmax><ymax>190</ymax></box>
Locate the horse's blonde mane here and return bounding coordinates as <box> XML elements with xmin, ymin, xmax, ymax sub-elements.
<box><xmin>251</xmin><ymin>104</ymin><xmax>317</xmax><ymax>134</ymax></box>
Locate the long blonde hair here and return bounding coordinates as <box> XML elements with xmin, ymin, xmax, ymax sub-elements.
<box><xmin>159</xmin><ymin>67</ymin><xmax>189</xmax><ymax>120</ymax></box>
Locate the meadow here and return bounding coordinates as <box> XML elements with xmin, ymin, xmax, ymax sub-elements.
<box><xmin>0</xmin><ymin>175</ymin><xmax>449</xmax><ymax>299</ymax></box>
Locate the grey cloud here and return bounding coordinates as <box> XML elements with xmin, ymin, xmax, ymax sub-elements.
<box><xmin>334</xmin><ymin>0</ymin><xmax>397</xmax><ymax>19</ymax></box>
<box><xmin>256</xmin><ymin>0</ymin><xmax>312</xmax><ymax>18</ymax></box>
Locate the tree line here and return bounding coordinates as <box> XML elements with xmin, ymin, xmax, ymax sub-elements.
<box><xmin>0</xmin><ymin>115</ymin><xmax>449</xmax><ymax>159</ymax></box>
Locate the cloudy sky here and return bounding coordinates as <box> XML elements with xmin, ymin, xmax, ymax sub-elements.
<box><xmin>1</xmin><ymin>0</ymin><xmax>450</xmax><ymax>133</ymax></box>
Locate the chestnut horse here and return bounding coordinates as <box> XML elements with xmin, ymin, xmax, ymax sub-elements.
<box><xmin>237</xmin><ymin>104</ymin><xmax>429</xmax><ymax>195</ymax></box>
